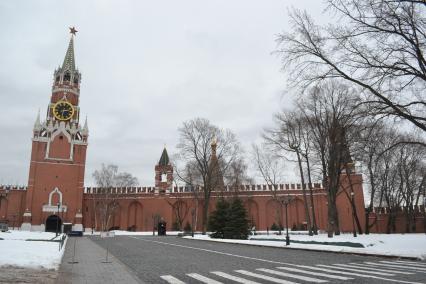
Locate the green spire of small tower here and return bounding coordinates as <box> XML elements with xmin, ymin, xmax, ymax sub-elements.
<box><xmin>159</xmin><ymin>147</ymin><xmax>170</xmax><ymax>166</ymax></box>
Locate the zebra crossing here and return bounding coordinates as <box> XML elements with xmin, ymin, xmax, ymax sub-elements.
<box><xmin>160</xmin><ymin>260</ymin><xmax>426</xmax><ymax>283</ymax></box>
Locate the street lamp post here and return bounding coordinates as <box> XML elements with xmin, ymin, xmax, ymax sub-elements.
<box><xmin>56</xmin><ymin>203</ymin><xmax>60</xmax><ymax>237</ymax></box>
<box><xmin>191</xmin><ymin>209</ymin><xmax>195</xmax><ymax>237</ymax></box>
<box><xmin>285</xmin><ymin>202</ymin><xmax>290</xmax><ymax>245</ymax></box>
<box><xmin>280</xmin><ymin>196</ymin><xmax>294</xmax><ymax>246</ymax></box>
<box><xmin>350</xmin><ymin>192</ymin><xmax>357</xmax><ymax>237</ymax></box>
<box><xmin>61</xmin><ymin>206</ymin><xmax>65</xmax><ymax>233</ymax></box>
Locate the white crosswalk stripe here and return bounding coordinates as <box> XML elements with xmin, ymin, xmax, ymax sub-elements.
<box><xmin>211</xmin><ymin>271</ymin><xmax>262</xmax><ymax>284</ymax></box>
<box><xmin>393</xmin><ymin>260</ymin><xmax>426</xmax><ymax>267</ymax></box>
<box><xmin>160</xmin><ymin>275</ymin><xmax>186</xmax><ymax>284</ymax></box>
<box><xmin>187</xmin><ymin>273</ymin><xmax>223</xmax><ymax>284</ymax></box>
<box><xmin>161</xmin><ymin>261</ymin><xmax>426</xmax><ymax>284</ymax></box>
<box><xmin>295</xmin><ymin>265</ymin><xmax>424</xmax><ymax>284</ymax></box>
<box><xmin>294</xmin><ymin>265</ymin><xmax>374</xmax><ymax>277</ymax></box>
<box><xmin>257</xmin><ymin>268</ymin><xmax>328</xmax><ymax>283</ymax></box>
<box><xmin>276</xmin><ymin>266</ymin><xmax>353</xmax><ymax>280</ymax></box>
<box><xmin>345</xmin><ymin>263</ymin><xmax>414</xmax><ymax>274</ymax></box>
<box><xmin>316</xmin><ymin>264</ymin><xmax>395</xmax><ymax>276</ymax></box>
<box><xmin>379</xmin><ymin>261</ymin><xmax>426</xmax><ymax>271</ymax></box>
<box><xmin>235</xmin><ymin>270</ymin><xmax>300</xmax><ymax>284</ymax></box>
<box><xmin>364</xmin><ymin>261</ymin><xmax>426</xmax><ymax>272</ymax></box>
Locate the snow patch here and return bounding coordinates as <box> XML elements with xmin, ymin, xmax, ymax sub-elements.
<box><xmin>83</xmin><ymin>230</ymin><xmax>183</xmax><ymax>236</ymax></box>
<box><xmin>184</xmin><ymin>233</ymin><xmax>426</xmax><ymax>260</ymax></box>
<box><xmin>0</xmin><ymin>230</ymin><xmax>66</xmax><ymax>269</ymax></box>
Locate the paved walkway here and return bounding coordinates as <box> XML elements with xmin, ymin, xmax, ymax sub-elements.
<box><xmin>57</xmin><ymin>237</ymin><xmax>142</xmax><ymax>284</ymax></box>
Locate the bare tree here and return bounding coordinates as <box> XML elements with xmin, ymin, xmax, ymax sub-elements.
<box><xmin>296</xmin><ymin>82</ymin><xmax>363</xmax><ymax>237</ymax></box>
<box><xmin>276</xmin><ymin>0</ymin><xmax>426</xmax><ymax>133</ymax></box>
<box><xmin>173</xmin><ymin>159</ymin><xmax>205</xmax><ymax>232</ymax></box>
<box><xmin>365</xmin><ymin>132</ymin><xmax>426</xmax><ymax>233</ymax></box>
<box><xmin>166</xmin><ymin>193</ymin><xmax>190</xmax><ymax>231</ymax></box>
<box><xmin>356</xmin><ymin>121</ymin><xmax>399</xmax><ymax>233</ymax></box>
<box><xmin>175</xmin><ymin>118</ymin><xmax>241</xmax><ymax>234</ymax></box>
<box><xmin>252</xmin><ymin>143</ymin><xmax>286</xmax><ymax>233</ymax></box>
<box><xmin>92</xmin><ymin>164</ymin><xmax>138</xmax><ymax>231</ymax></box>
<box><xmin>224</xmin><ymin>157</ymin><xmax>253</xmax><ymax>191</ymax></box>
<box><xmin>263</xmin><ymin>112</ymin><xmax>314</xmax><ymax>236</ymax></box>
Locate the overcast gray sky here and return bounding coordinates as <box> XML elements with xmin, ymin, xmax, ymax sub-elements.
<box><xmin>0</xmin><ymin>0</ymin><xmax>327</xmax><ymax>186</ymax></box>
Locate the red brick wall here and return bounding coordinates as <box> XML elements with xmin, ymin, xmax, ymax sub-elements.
<box><xmin>81</xmin><ymin>172</ymin><xmax>367</xmax><ymax>233</ymax></box>
<box><xmin>7</xmin><ymin>171</ymin><xmax>425</xmax><ymax>233</ymax></box>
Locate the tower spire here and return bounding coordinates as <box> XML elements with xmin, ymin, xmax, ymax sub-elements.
<box><xmin>211</xmin><ymin>136</ymin><xmax>217</xmax><ymax>156</ymax></box>
<box><xmin>159</xmin><ymin>147</ymin><xmax>170</xmax><ymax>166</ymax></box>
<box><xmin>33</xmin><ymin>109</ymin><xmax>41</xmax><ymax>131</ymax></box>
<box><xmin>82</xmin><ymin>116</ymin><xmax>89</xmax><ymax>136</ymax></box>
<box><xmin>209</xmin><ymin>137</ymin><xmax>225</xmax><ymax>191</ymax></box>
<box><xmin>62</xmin><ymin>27</ymin><xmax>77</xmax><ymax>72</ymax></box>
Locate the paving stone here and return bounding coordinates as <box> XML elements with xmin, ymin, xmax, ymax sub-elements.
<box><xmin>57</xmin><ymin>236</ymin><xmax>142</xmax><ymax>284</ymax></box>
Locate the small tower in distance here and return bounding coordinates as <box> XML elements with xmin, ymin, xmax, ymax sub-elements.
<box><xmin>209</xmin><ymin>138</ymin><xmax>225</xmax><ymax>192</ymax></box>
<box><xmin>155</xmin><ymin>147</ymin><xmax>173</xmax><ymax>194</ymax></box>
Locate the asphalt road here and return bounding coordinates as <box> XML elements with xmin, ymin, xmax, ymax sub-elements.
<box><xmin>90</xmin><ymin>235</ymin><xmax>426</xmax><ymax>284</ymax></box>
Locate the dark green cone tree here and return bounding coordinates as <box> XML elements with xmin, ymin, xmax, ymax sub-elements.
<box><xmin>209</xmin><ymin>198</ymin><xmax>249</xmax><ymax>240</ymax></box>
<box><xmin>208</xmin><ymin>198</ymin><xmax>230</xmax><ymax>239</ymax></box>
<box><xmin>226</xmin><ymin>198</ymin><xmax>250</xmax><ymax>239</ymax></box>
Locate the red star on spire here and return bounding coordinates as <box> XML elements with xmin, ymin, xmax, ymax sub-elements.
<box><xmin>69</xmin><ymin>27</ymin><xmax>78</xmax><ymax>36</ymax></box>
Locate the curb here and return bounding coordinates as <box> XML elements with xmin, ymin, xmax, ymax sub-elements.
<box><xmin>184</xmin><ymin>237</ymin><xmax>423</xmax><ymax>261</ymax></box>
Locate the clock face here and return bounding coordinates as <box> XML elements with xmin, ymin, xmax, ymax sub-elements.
<box><xmin>53</xmin><ymin>101</ymin><xmax>74</xmax><ymax>121</ymax></box>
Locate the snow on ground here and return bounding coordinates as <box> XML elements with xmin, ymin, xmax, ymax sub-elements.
<box><xmin>0</xmin><ymin>230</ymin><xmax>66</xmax><ymax>269</ymax></box>
<box><xmin>84</xmin><ymin>230</ymin><xmax>182</xmax><ymax>236</ymax></box>
<box><xmin>184</xmin><ymin>232</ymin><xmax>426</xmax><ymax>260</ymax></box>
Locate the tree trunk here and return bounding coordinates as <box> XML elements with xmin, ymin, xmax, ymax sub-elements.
<box><xmin>345</xmin><ymin>167</ymin><xmax>363</xmax><ymax>234</ymax></box>
<box><xmin>365</xmin><ymin>157</ymin><xmax>375</xmax><ymax>235</ymax></box>
<box><xmin>202</xmin><ymin>200</ymin><xmax>208</xmax><ymax>234</ymax></box>
<box><xmin>327</xmin><ymin>166</ymin><xmax>341</xmax><ymax>236</ymax></box>
<box><xmin>327</xmin><ymin>194</ymin><xmax>336</xmax><ymax>238</ymax></box>
<box><xmin>365</xmin><ymin>209</ymin><xmax>371</xmax><ymax>235</ymax></box>
<box><xmin>305</xmin><ymin>156</ymin><xmax>318</xmax><ymax>235</ymax></box>
<box><xmin>387</xmin><ymin>210</ymin><xmax>396</xmax><ymax>234</ymax></box>
<box><xmin>296</xmin><ymin>152</ymin><xmax>313</xmax><ymax>236</ymax></box>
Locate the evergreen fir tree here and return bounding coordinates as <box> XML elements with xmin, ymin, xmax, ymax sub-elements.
<box><xmin>208</xmin><ymin>198</ymin><xmax>230</xmax><ymax>238</ymax></box>
<box><xmin>270</xmin><ymin>223</ymin><xmax>279</xmax><ymax>231</ymax></box>
<box><xmin>225</xmin><ymin>198</ymin><xmax>250</xmax><ymax>239</ymax></box>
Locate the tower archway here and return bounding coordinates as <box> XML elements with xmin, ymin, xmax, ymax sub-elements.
<box><xmin>45</xmin><ymin>215</ymin><xmax>61</xmax><ymax>232</ymax></box>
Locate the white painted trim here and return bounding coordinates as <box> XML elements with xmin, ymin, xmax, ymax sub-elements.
<box><xmin>51</xmin><ymin>125</ymin><xmax>72</xmax><ymax>143</ymax></box>
<box><xmin>42</xmin><ymin>205</ymin><xmax>67</xmax><ymax>213</ymax></box>
<box><xmin>30</xmin><ymin>161</ymin><xmax>85</xmax><ymax>166</ymax></box>
<box><xmin>20</xmin><ymin>223</ymin><xmax>31</xmax><ymax>231</ymax></box>
<box><xmin>52</xmin><ymin>87</ymin><xmax>79</xmax><ymax>96</ymax></box>
<box><xmin>48</xmin><ymin>187</ymin><xmax>63</xmax><ymax>205</ymax></box>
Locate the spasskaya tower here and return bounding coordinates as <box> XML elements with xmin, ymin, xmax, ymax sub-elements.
<box><xmin>22</xmin><ymin>28</ymin><xmax>88</xmax><ymax>232</ymax></box>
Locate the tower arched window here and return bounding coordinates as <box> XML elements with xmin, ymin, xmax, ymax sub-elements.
<box><xmin>55</xmin><ymin>76</ymin><xmax>60</xmax><ymax>83</ymax></box>
<box><xmin>73</xmin><ymin>75</ymin><xmax>79</xmax><ymax>84</ymax></box>
<box><xmin>161</xmin><ymin>173</ymin><xmax>167</xmax><ymax>182</ymax></box>
<box><xmin>63</xmin><ymin>72</ymin><xmax>71</xmax><ymax>82</ymax></box>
